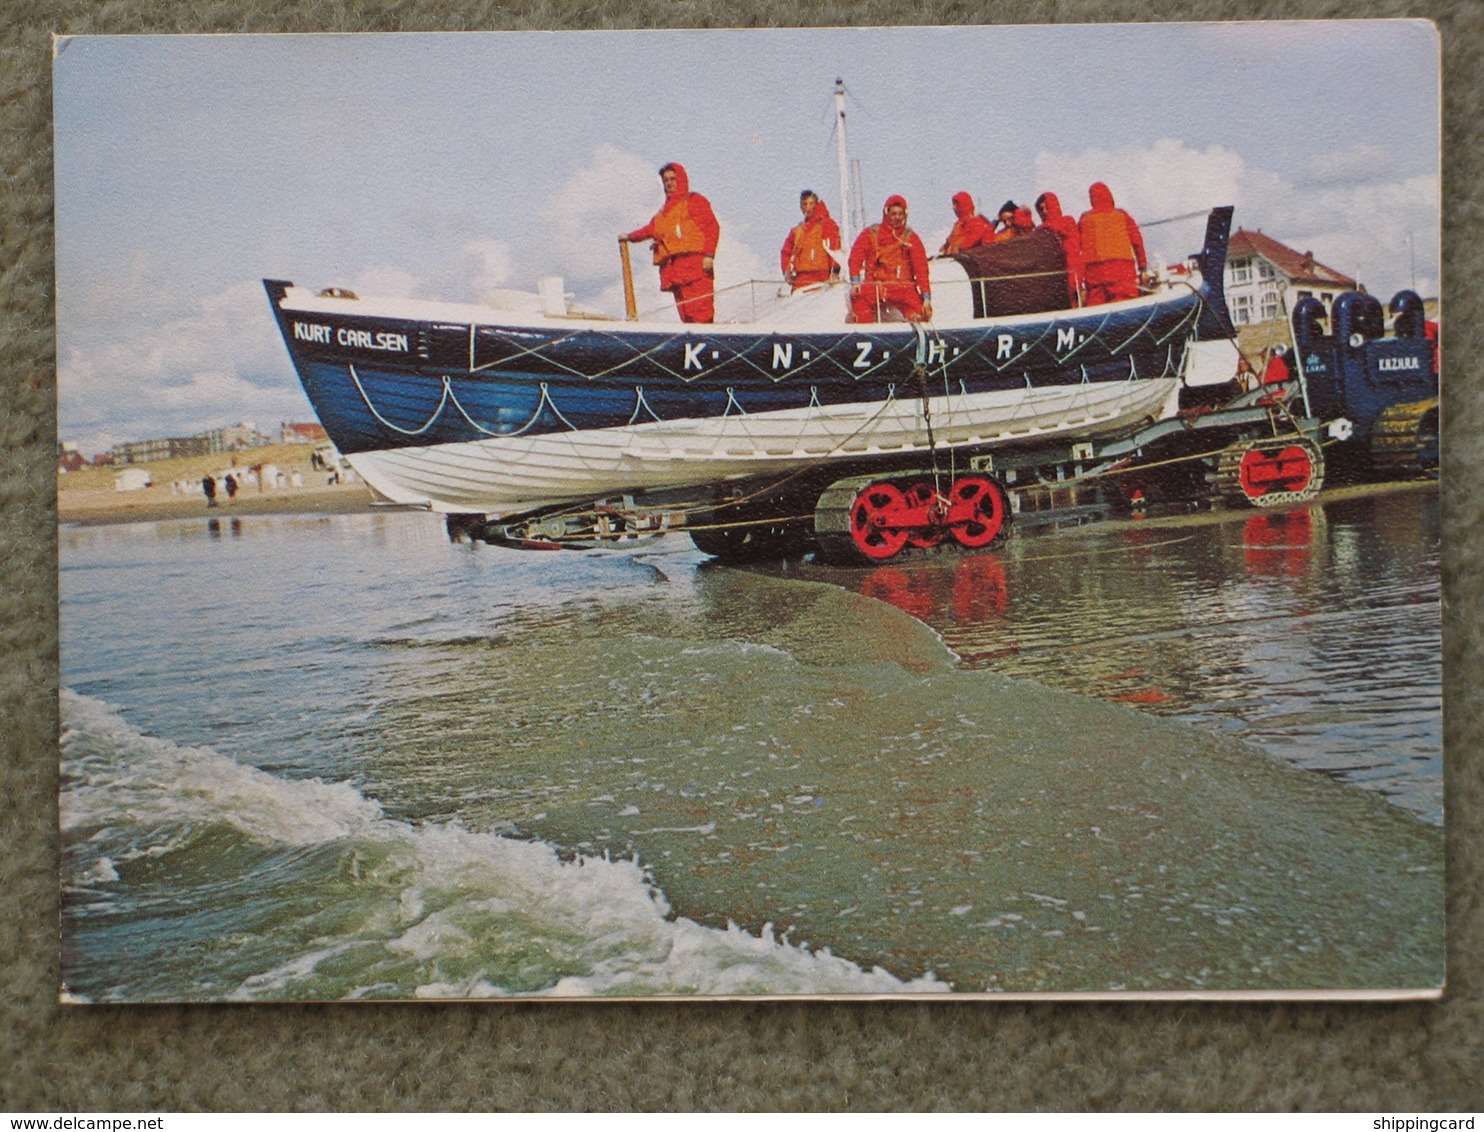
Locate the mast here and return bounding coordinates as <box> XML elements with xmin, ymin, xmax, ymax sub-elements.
<box><xmin>834</xmin><ymin>78</ymin><xmax>854</xmax><ymax>250</ymax></box>
<box><xmin>850</xmin><ymin>158</ymin><xmax>865</xmax><ymax>236</ymax></box>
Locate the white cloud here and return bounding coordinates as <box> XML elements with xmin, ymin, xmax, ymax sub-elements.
<box><xmin>712</xmin><ymin>229</ymin><xmax>770</xmax><ymax>293</ymax></box>
<box><xmin>711</xmin><ymin>230</ymin><xmax>781</xmax><ymax>324</ymax></box>
<box><xmin>537</xmin><ymin>144</ymin><xmax>667</xmax><ymax>287</ymax></box>
<box><xmin>1034</xmin><ymin>140</ymin><xmax>1438</xmax><ymax>298</ymax></box>
<box><xmin>58</xmin><ymin>279</ymin><xmax>309</xmax><ymax>455</ymax></box>
<box><xmin>1274</xmin><ymin>175</ymin><xmax>1439</xmax><ymax>297</ymax></box>
<box><xmin>1302</xmin><ymin>144</ymin><xmax>1396</xmax><ymax>187</ymax></box>
<box><xmin>347</xmin><ymin>265</ymin><xmax>421</xmax><ymax>299</ymax></box>
<box><xmin>1035</xmin><ymin>138</ymin><xmax>1260</xmax><ymax>229</ymax></box>
<box><xmin>459</xmin><ymin>238</ymin><xmax>515</xmax><ymax>293</ymax></box>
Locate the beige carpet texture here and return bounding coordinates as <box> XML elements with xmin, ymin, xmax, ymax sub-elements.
<box><xmin>5</xmin><ymin>0</ymin><xmax>1481</xmax><ymax>1112</ymax></box>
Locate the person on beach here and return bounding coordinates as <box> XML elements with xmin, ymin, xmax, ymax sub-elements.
<box><xmin>848</xmin><ymin>195</ymin><xmax>933</xmax><ymax>324</ymax></box>
<box><xmin>939</xmin><ymin>191</ymin><xmax>994</xmax><ymax>256</ymax></box>
<box><xmin>202</xmin><ymin>475</ymin><xmax>217</xmax><ymax>508</ymax></box>
<box><xmin>224</xmin><ymin>473</ymin><xmax>238</xmax><ymax>503</ymax></box>
<box><xmin>621</xmin><ymin>162</ymin><xmax>720</xmax><ymax>323</ymax></box>
<box><xmin>780</xmin><ymin>189</ymin><xmax>842</xmax><ymax>291</ymax></box>
<box><xmin>1078</xmin><ymin>181</ymin><xmax>1149</xmax><ymax>305</ymax></box>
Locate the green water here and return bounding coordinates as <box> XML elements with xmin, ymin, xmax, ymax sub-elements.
<box><xmin>60</xmin><ymin>502</ymin><xmax>1444</xmax><ymax>997</ymax></box>
<box><xmin>361</xmin><ymin>564</ymin><xmax>1442</xmax><ymax>994</ymax></box>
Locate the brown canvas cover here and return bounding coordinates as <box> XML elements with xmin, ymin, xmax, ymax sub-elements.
<box><xmin>952</xmin><ymin>228</ymin><xmax>1070</xmax><ymax>317</ymax></box>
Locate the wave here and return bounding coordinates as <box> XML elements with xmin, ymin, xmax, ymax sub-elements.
<box><xmin>59</xmin><ymin>690</ymin><xmax>946</xmax><ymax>1001</ymax></box>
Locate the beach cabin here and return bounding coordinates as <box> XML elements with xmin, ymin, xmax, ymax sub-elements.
<box><xmin>113</xmin><ymin>468</ymin><xmax>151</xmax><ymax>492</ymax></box>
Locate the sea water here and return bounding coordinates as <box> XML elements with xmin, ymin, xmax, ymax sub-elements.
<box><xmin>58</xmin><ymin>491</ymin><xmax>1444</xmax><ymax>1000</ymax></box>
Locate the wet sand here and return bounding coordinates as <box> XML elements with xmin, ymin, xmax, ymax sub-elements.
<box><xmin>54</xmin><ymin>448</ymin><xmax>1424</xmax><ymax>534</ymax></box>
<box><xmin>1054</xmin><ymin>477</ymin><xmax>1437</xmax><ymax>538</ymax></box>
<box><xmin>58</xmin><ymin>479</ymin><xmax>383</xmax><ymax>526</ymax></box>
<box><xmin>57</xmin><ymin>472</ymin><xmax>1434</xmax><ymax>539</ymax></box>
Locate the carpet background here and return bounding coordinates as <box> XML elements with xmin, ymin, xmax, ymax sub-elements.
<box><xmin>3</xmin><ymin>0</ymin><xmax>1480</xmax><ymax>1112</ymax></box>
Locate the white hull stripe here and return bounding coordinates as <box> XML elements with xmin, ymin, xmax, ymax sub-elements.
<box><xmin>347</xmin><ymin>379</ymin><xmax>1182</xmax><ymax>516</ymax></box>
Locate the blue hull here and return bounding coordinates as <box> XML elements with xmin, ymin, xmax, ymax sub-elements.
<box><xmin>274</xmin><ymin>308</ymin><xmax>1199</xmax><ymax>456</ymax></box>
<box><xmin>267</xmin><ymin>208</ymin><xmax>1235</xmax><ymax>468</ymax></box>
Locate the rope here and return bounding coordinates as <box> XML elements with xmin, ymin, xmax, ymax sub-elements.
<box><xmin>386</xmin><ymin>277</ymin><xmax>1251</xmax><ymax>540</ymax></box>
<box><xmin>348</xmin><ymin>365</ymin><xmax>448</xmax><ymax>436</ymax></box>
<box><xmin>519</xmin><ymin>289</ymin><xmax>1206</xmax><ymax>535</ymax></box>
<box><xmin>1020</xmin><ymin>404</ymin><xmax>1328</xmax><ymax>492</ymax></box>
<box><xmin>505</xmin><ymin>387</ymin><xmax>909</xmax><ymax>532</ymax></box>
<box><xmin>1009</xmin><ymin>533</ymin><xmax>1198</xmax><ymax>563</ymax></box>
<box><xmin>1141</xmin><ymin>209</ymin><xmax>1215</xmax><ymax>228</ymax></box>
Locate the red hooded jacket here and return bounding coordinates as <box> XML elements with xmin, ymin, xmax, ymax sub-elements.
<box><xmin>1036</xmin><ymin>191</ymin><xmax>1084</xmax><ymax>300</ymax></box>
<box><xmin>626</xmin><ymin>163</ymin><xmax>720</xmax><ymax>288</ymax></box>
<box><xmin>780</xmin><ymin>198</ymin><xmax>842</xmax><ymax>279</ymax></box>
<box><xmin>1078</xmin><ymin>182</ymin><xmax>1146</xmax><ymax>270</ymax></box>
<box><xmin>941</xmin><ymin>191</ymin><xmax>994</xmax><ymax>255</ymax></box>
<box><xmin>849</xmin><ymin>195</ymin><xmax>930</xmax><ymax>291</ymax></box>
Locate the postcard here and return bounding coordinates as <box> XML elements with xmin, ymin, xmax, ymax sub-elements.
<box><xmin>54</xmin><ymin>22</ymin><xmax>1442</xmax><ymax>1001</ymax></box>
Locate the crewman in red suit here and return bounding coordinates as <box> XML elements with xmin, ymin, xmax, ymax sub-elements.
<box><xmin>990</xmin><ymin>200</ymin><xmax>1019</xmax><ymax>242</ymax></box>
<box><xmin>848</xmin><ymin>195</ymin><xmax>933</xmax><ymax>323</ymax></box>
<box><xmin>780</xmin><ymin>190</ymin><xmax>842</xmax><ymax>291</ymax></box>
<box><xmin>939</xmin><ymin>191</ymin><xmax>994</xmax><ymax>256</ymax></box>
<box><xmin>1262</xmin><ymin>345</ymin><xmax>1291</xmax><ymax>385</ymax></box>
<box><xmin>1078</xmin><ymin>181</ymin><xmax>1148</xmax><ymax>306</ymax></box>
<box><xmin>621</xmin><ymin>162</ymin><xmax>720</xmax><ymax>323</ymax></box>
<box><xmin>1034</xmin><ymin>191</ymin><xmax>1084</xmax><ymax>306</ymax></box>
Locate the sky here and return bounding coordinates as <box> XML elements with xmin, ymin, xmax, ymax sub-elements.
<box><xmin>53</xmin><ymin>22</ymin><xmax>1441</xmax><ymax>455</ymax></box>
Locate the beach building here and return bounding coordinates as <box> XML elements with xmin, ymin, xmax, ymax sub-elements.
<box><xmin>113</xmin><ymin>435</ymin><xmax>211</xmax><ymax>465</ymax></box>
<box><xmin>1224</xmin><ymin>229</ymin><xmax>1358</xmax><ymax>327</ymax></box>
<box><xmin>113</xmin><ymin>468</ymin><xmax>152</xmax><ymax>492</ymax></box>
<box><xmin>202</xmin><ymin>422</ymin><xmax>269</xmax><ymax>453</ymax></box>
<box><xmin>57</xmin><ymin>442</ymin><xmax>87</xmax><ymax>473</ymax></box>
<box><xmin>281</xmin><ymin>422</ymin><xmax>328</xmax><ymax>445</ymax></box>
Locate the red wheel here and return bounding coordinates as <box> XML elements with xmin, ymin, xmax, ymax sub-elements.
<box><xmin>902</xmin><ymin>481</ymin><xmax>946</xmax><ymax>548</ymax></box>
<box><xmin>947</xmin><ymin>476</ymin><xmax>1006</xmax><ymax>548</ymax></box>
<box><xmin>849</xmin><ymin>482</ymin><xmax>911</xmax><ymax>561</ymax></box>
<box><xmin>1238</xmin><ymin>445</ymin><xmax>1312</xmax><ymax>500</ymax></box>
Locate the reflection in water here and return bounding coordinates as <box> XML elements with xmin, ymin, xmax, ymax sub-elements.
<box><xmin>1242</xmin><ymin>509</ymin><xmax>1317</xmax><ymax>579</ymax></box>
<box><xmin>204</xmin><ymin>518</ymin><xmax>244</xmax><ymax>539</ymax></box>
<box><xmin>859</xmin><ymin>558</ymin><xmax>1008</xmax><ymax>623</ymax></box>
<box><xmin>822</xmin><ymin>489</ymin><xmax>1441</xmax><ymax>823</ymax></box>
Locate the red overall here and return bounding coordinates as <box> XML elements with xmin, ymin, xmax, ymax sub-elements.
<box><xmin>780</xmin><ymin>199</ymin><xmax>842</xmax><ymax>290</ymax></box>
<box><xmin>626</xmin><ymin>163</ymin><xmax>720</xmax><ymax>323</ymax></box>
<box><xmin>940</xmin><ymin>191</ymin><xmax>994</xmax><ymax>255</ymax></box>
<box><xmin>1078</xmin><ymin>182</ymin><xmax>1147</xmax><ymax>306</ymax></box>
<box><xmin>1262</xmin><ymin>351</ymin><xmax>1291</xmax><ymax>386</ymax></box>
<box><xmin>848</xmin><ymin>196</ymin><xmax>931</xmax><ymax>323</ymax></box>
<box><xmin>1035</xmin><ymin>191</ymin><xmax>1084</xmax><ymax>306</ymax></box>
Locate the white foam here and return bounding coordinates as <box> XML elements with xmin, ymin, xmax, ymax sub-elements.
<box><xmin>60</xmin><ymin>690</ymin><xmax>948</xmax><ymax>1000</ymax></box>
<box><xmin>61</xmin><ymin>690</ymin><xmax>380</xmax><ymax>847</ymax></box>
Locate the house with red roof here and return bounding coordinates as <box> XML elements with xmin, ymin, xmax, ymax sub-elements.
<box><xmin>280</xmin><ymin>421</ymin><xmax>328</xmax><ymax>445</ymax></box>
<box><xmin>1225</xmin><ymin>229</ymin><xmax>1358</xmax><ymax>327</ymax></box>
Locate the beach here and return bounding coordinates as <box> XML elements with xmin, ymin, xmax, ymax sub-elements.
<box><xmin>57</xmin><ymin>444</ymin><xmax>380</xmax><ymax>526</ymax></box>
<box><xmin>58</xmin><ymin>478</ymin><xmax>379</xmax><ymax>526</ymax></box>
<box><xmin>60</xmin><ymin>438</ymin><xmax>1435</xmax><ymax>532</ymax></box>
